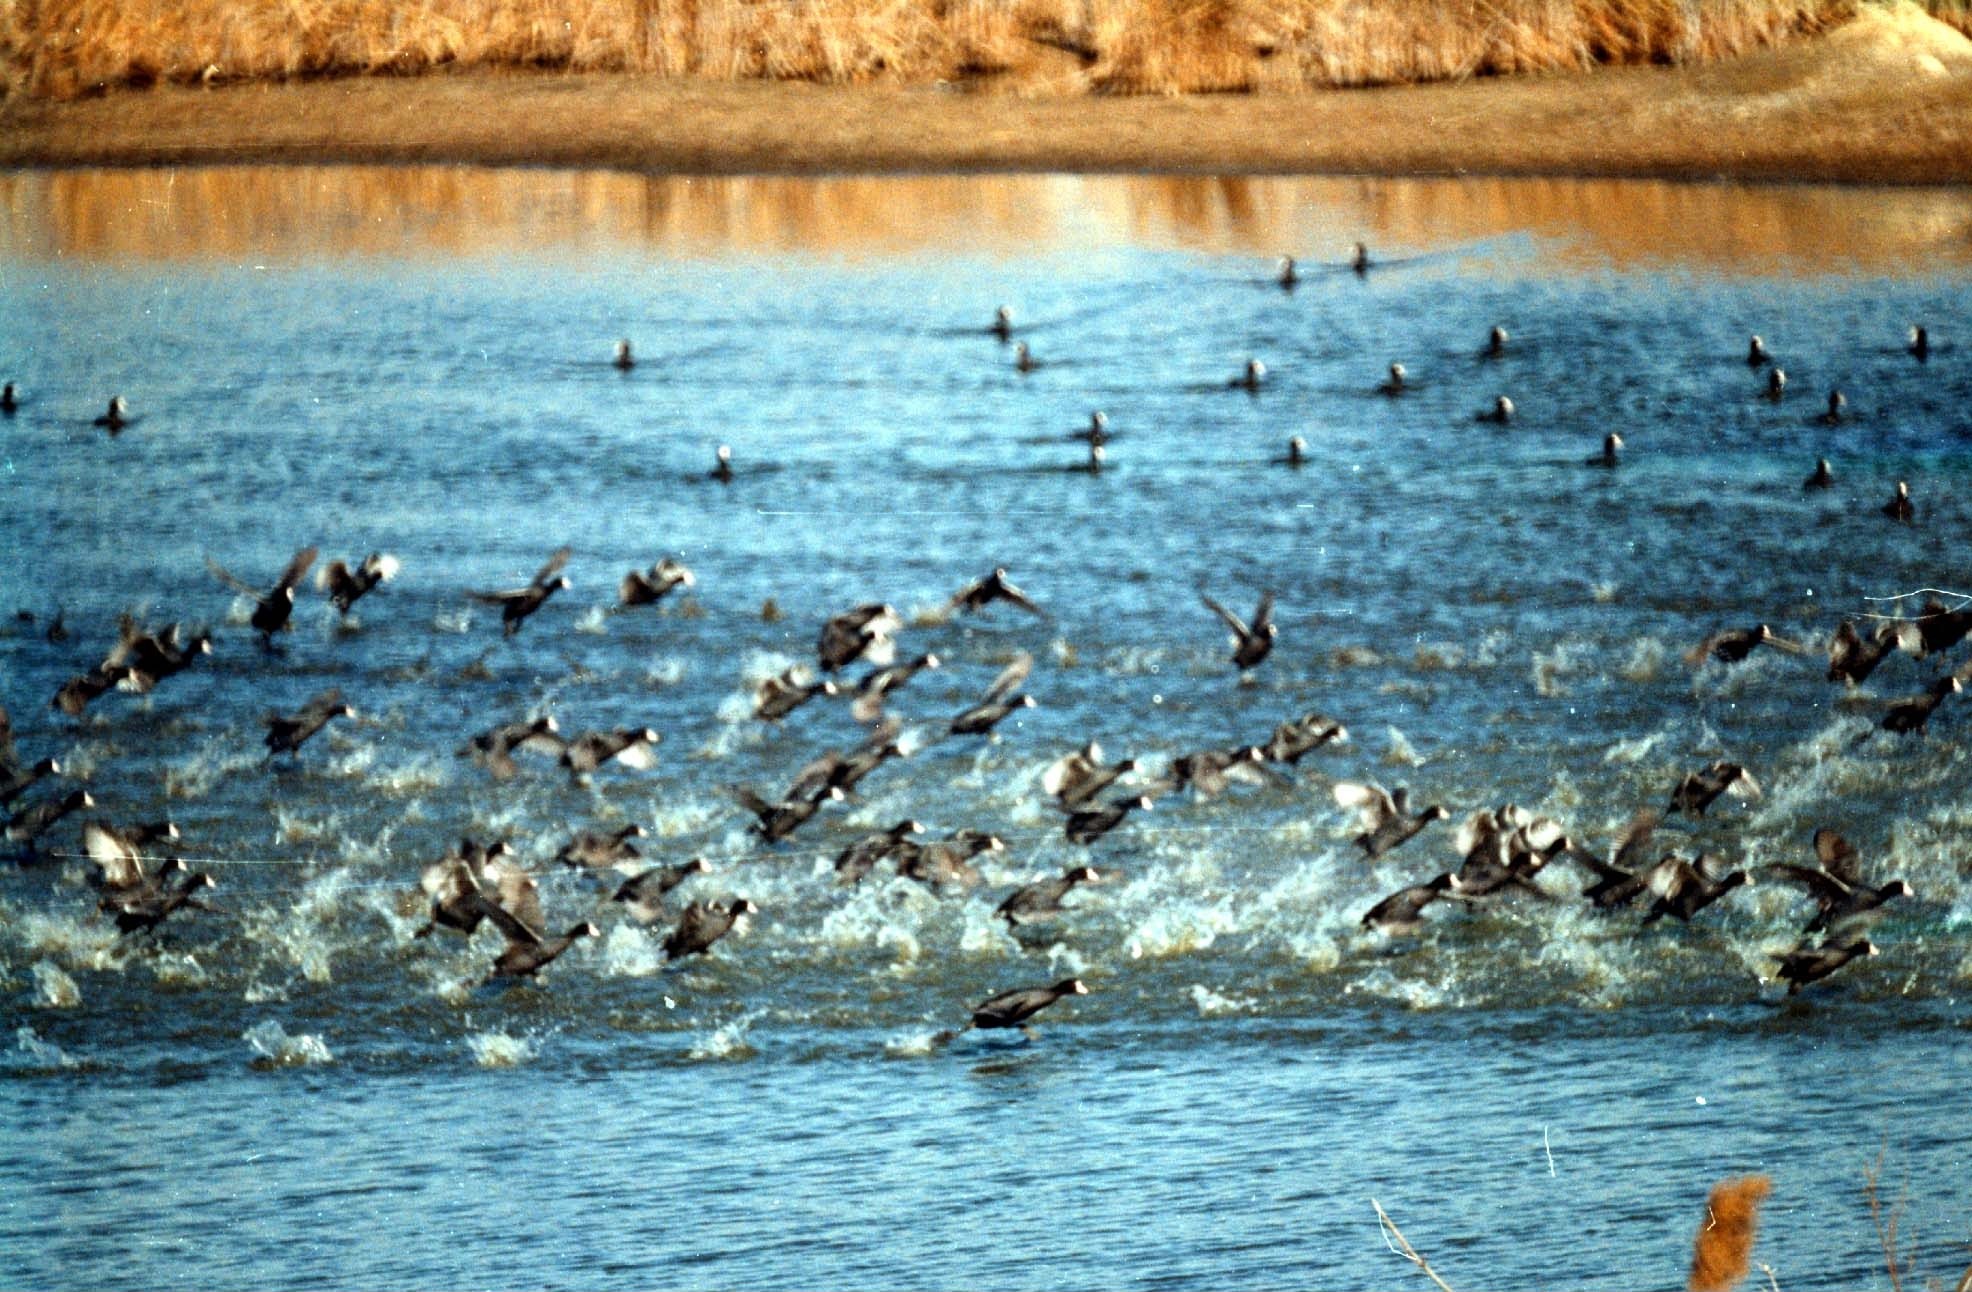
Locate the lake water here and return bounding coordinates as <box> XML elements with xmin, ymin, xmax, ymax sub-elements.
<box><xmin>1</xmin><ymin>170</ymin><xmax>1969</xmax><ymax>1290</ymax></box>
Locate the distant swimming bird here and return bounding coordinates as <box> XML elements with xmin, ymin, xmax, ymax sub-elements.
<box><xmin>613</xmin><ymin>339</ymin><xmax>635</xmax><ymax>371</ymax></box>
<box><xmin>93</xmin><ymin>396</ymin><xmax>128</xmax><ymax>431</ymax></box>
<box><xmin>851</xmin><ymin>653</ymin><xmax>938</xmax><ymax>723</ymax></box>
<box><xmin>1804</xmin><ymin>458</ymin><xmax>1834</xmax><ymax>490</ymax></box>
<box><xmin>318</xmin><ymin>553</ymin><xmax>399</xmax><ymax>616</ymax></box>
<box><xmin>966</xmin><ymin>978</ymin><xmax>1087</xmax><ymax>1033</ymax></box>
<box><xmin>1880</xmin><ymin>675</ymin><xmax>1960</xmax><ymax>735</ymax></box>
<box><xmin>206</xmin><ymin>545</ymin><xmax>318</xmax><ymax>644</ymax></box>
<box><xmin>1361</xmin><ymin>873</ymin><xmax>1456</xmax><ymax>935</ymax></box>
<box><xmin>899</xmin><ymin>829</ymin><xmax>1001</xmax><ymax>888</ymax></box>
<box><xmin>1881</xmin><ymin>480</ymin><xmax>1914</xmax><ymax>524</ymax></box>
<box><xmin>618</xmin><ymin>559</ymin><xmax>695</xmax><ymax>608</ymax></box>
<box><xmin>731</xmin><ymin>782</ymin><xmax>841</xmax><ymax>842</ymax></box>
<box><xmin>556</xmin><ymin>728</ymin><xmax>660</xmax><ymax>776</ymax></box>
<box><xmin>1912</xmin><ymin>597</ymin><xmax>1972</xmax><ymax>658</ymax></box>
<box><xmin>1485</xmin><ymin>325</ymin><xmax>1508</xmax><ymax>358</ymax></box>
<box><xmin>1234</xmin><ymin>359</ymin><xmax>1265</xmax><ymax>392</ymax></box>
<box><xmin>1064</xmin><ymin>794</ymin><xmax>1152</xmax><ymax>846</ymax></box>
<box><xmin>949</xmin><ymin>652</ymin><xmax>1036</xmax><ymax>737</ymax></box>
<box><xmin>1379</xmin><ymin>363</ymin><xmax>1407</xmax><ymax>396</ymax></box>
<box><xmin>991</xmin><ymin>306</ymin><xmax>1014</xmax><ymax>341</ymax></box>
<box><xmin>5</xmin><ymin>789</ymin><xmax>93</xmax><ymax>846</ymax></box>
<box><xmin>470</xmin><ymin>546</ymin><xmax>572</xmax><ymax>635</ymax></box>
<box><xmin>1479</xmin><ymin>396</ymin><xmax>1514</xmax><ymax>424</ymax></box>
<box><xmin>1763</xmin><ymin>827</ymin><xmax>1911</xmax><ymax>937</ymax></box>
<box><xmin>610</xmin><ymin>858</ymin><xmax>711</xmax><ymax>924</ymax></box>
<box><xmin>817</xmin><ymin>603</ymin><xmax>900</xmax><ymax>673</ymax></box>
<box><xmin>833</xmin><ymin>820</ymin><xmax>924</xmax><ymax>885</ymax></box>
<box><xmin>1776</xmin><ymin>938</ymin><xmax>1875</xmax><ymax>994</ymax></box>
<box><xmin>1746</xmin><ymin>335</ymin><xmax>1771</xmax><ymax>367</ymax></box>
<box><xmin>1199</xmin><ymin>589</ymin><xmax>1275</xmax><ymax>672</ymax></box>
<box><xmin>754</xmin><ymin>667</ymin><xmax>837</xmax><ymax>721</ymax></box>
<box><xmin>1684</xmin><ymin>623</ymin><xmax>1806</xmax><ymax>667</ymax></box>
<box><xmin>1080</xmin><ymin>412</ymin><xmax>1109</xmax><ymax>445</ymax></box>
<box><xmin>1014</xmin><ymin>343</ymin><xmax>1036</xmax><ymax>374</ymax></box>
<box><xmin>1763</xmin><ymin>368</ymin><xmax>1787</xmax><ymax>400</ymax></box>
<box><xmin>1282</xmin><ymin>436</ymin><xmax>1306</xmax><ymax>467</ymax></box>
<box><xmin>1084</xmin><ymin>443</ymin><xmax>1106</xmax><ymax>474</ymax></box>
<box><xmin>1333</xmin><ymin>781</ymin><xmax>1449</xmax><ymax>858</ymax></box>
<box><xmin>1351</xmin><ymin>243</ymin><xmax>1371</xmax><ymax>275</ymax></box>
<box><xmin>1</xmin><ymin>383</ymin><xmax>16</xmax><ymax>414</ymax></box>
<box><xmin>458</xmin><ymin>715</ymin><xmax>561</xmax><ymax>780</ymax></box>
<box><xmin>1041</xmin><ymin>741</ymin><xmax>1137</xmax><ymax>812</ymax></box>
<box><xmin>998</xmin><ymin>866</ymin><xmax>1101</xmax><ymax>927</ymax></box>
<box><xmin>1264</xmin><ymin>711</ymin><xmax>1348</xmax><ymax>765</ymax></box>
<box><xmin>1639</xmin><ymin>853</ymin><xmax>1747</xmax><ymax>925</ymax></box>
<box><xmin>1826</xmin><ymin>619</ymin><xmax>1914</xmax><ymax>686</ymax></box>
<box><xmin>1589</xmin><ymin>433</ymin><xmax>1623</xmax><ymax>468</ymax></box>
<box><xmin>664</xmin><ymin>898</ymin><xmax>756</xmax><ymax>959</ymax></box>
<box><xmin>1820</xmin><ymin>390</ymin><xmax>1846</xmax><ymax>425</ymax></box>
<box><xmin>949</xmin><ymin>568</ymin><xmax>1045</xmax><ymax>618</ymax></box>
<box><xmin>556</xmin><ymin>824</ymin><xmax>648</xmax><ymax>872</ymax></box>
<box><xmin>264</xmin><ymin>689</ymin><xmax>353</xmax><ymax>757</ymax></box>
<box><xmin>1668</xmin><ymin>761</ymin><xmax>1759</xmax><ymax>817</ymax></box>
<box><xmin>1908</xmin><ymin>324</ymin><xmax>1929</xmax><ymax>360</ymax></box>
<box><xmin>711</xmin><ymin>445</ymin><xmax>734</xmax><ymax>484</ymax></box>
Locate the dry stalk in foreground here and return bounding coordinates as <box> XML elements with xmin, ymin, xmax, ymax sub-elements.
<box><xmin>1371</xmin><ymin>1198</ymin><xmax>1456</xmax><ymax>1292</ymax></box>
<box><xmin>1689</xmin><ymin>1174</ymin><xmax>1773</xmax><ymax>1292</ymax></box>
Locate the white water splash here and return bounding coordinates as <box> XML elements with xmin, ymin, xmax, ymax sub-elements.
<box><xmin>14</xmin><ymin>1025</ymin><xmax>78</xmax><ymax>1070</ymax></box>
<box><xmin>243</xmin><ymin>1020</ymin><xmax>333</xmax><ymax>1067</ymax></box>
<box><xmin>467</xmin><ymin>1029</ymin><xmax>539</xmax><ymax>1067</ymax></box>
<box><xmin>30</xmin><ymin>960</ymin><xmax>79</xmax><ymax>1008</ymax></box>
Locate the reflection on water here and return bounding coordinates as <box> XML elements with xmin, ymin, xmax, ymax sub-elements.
<box><xmin>3</xmin><ymin>166</ymin><xmax>1971</xmax><ymax>270</ymax></box>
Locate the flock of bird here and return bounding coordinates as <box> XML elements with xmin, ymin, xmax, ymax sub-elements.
<box><xmin>2</xmin><ymin>244</ymin><xmax>1962</xmax><ymax>1045</ymax></box>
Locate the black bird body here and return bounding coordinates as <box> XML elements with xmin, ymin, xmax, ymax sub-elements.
<box><xmin>1041</xmin><ymin>742</ymin><xmax>1136</xmax><ymax>812</ymax></box>
<box><xmin>411</xmin><ymin>839</ymin><xmax>517</xmax><ymax>938</ymax></box>
<box><xmin>1913</xmin><ymin>598</ymin><xmax>1972</xmax><ymax>659</ymax></box>
<box><xmin>1777</xmin><ymin>939</ymin><xmax>1876</xmax><ymax>994</ymax></box>
<box><xmin>949</xmin><ymin>568</ymin><xmax>1045</xmax><ymax>618</ymax></box>
<box><xmin>1264</xmin><ymin>712</ymin><xmax>1348</xmax><ymax>765</ymax></box>
<box><xmin>611</xmin><ymin>859</ymin><xmax>711</xmax><ymax>924</ymax></box>
<box><xmin>851</xmin><ymin>654</ymin><xmax>939</xmax><ymax>723</ymax></box>
<box><xmin>1639</xmin><ymin>855</ymin><xmax>1747</xmax><ymax>925</ymax></box>
<box><xmin>1334</xmin><ymin>782</ymin><xmax>1448</xmax><ymax>859</ymax></box>
<box><xmin>950</xmin><ymin>653</ymin><xmax>1036</xmax><ymax>736</ymax></box>
<box><xmin>817</xmin><ymin>603</ymin><xmax>900</xmax><ymax>673</ymax></box>
<box><xmin>6</xmin><ymin>789</ymin><xmax>94</xmax><ymax>845</ymax></box>
<box><xmin>318</xmin><ymin>553</ymin><xmax>399</xmax><ymax>614</ymax></box>
<box><xmin>997</xmin><ymin>866</ymin><xmax>1100</xmax><ymax>927</ymax></box>
<box><xmin>1882</xmin><ymin>481</ymin><xmax>1914</xmax><ymax>524</ymax></box>
<box><xmin>1668</xmin><ymin>761</ymin><xmax>1759</xmax><ymax>816</ymax></box>
<box><xmin>733</xmin><ymin>783</ymin><xmax>841</xmax><ymax>842</ymax></box>
<box><xmin>1764</xmin><ymin>829</ymin><xmax>1911</xmax><ymax>937</ymax></box>
<box><xmin>898</xmin><ymin>830</ymin><xmax>1001</xmax><ymax>889</ymax></box>
<box><xmin>264</xmin><ymin>689</ymin><xmax>353</xmax><ymax>756</ymax></box>
<box><xmin>557</xmin><ymin>727</ymin><xmax>661</xmax><ymax>775</ymax></box>
<box><xmin>82</xmin><ymin>819</ymin><xmax>183</xmax><ymax>902</ymax></box>
<box><xmin>207</xmin><ymin>546</ymin><xmax>318</xmax><ymax>643</ymax></box>
<box><xmin>1065</xmin><ymin>795</ymin><xmax>1152</xmax><ymax>846</ymax></box>
<box><xmin>490</xmin><ymin>919</ymin><xmax>600</xmax><ymax>981</ymax></box>
<box><xmin>110</xmin><ymin>871</ymin><xmax>216</xmax><ymax>936</ymax></box>
<box><xmin>556</xmin><ymin>824</ymin><xmax>647</xmax><ymax>871</ymax></box>
<box><xmin>471</xmin><ymin>546</ymin><xmax>573</xmax><ymax>636</ymax></box>
<box><xmin>664</xmin><ymin>898</ymin><xmax>757</xmax><ymax>959</ymax></box>
<box><xmin>1881</xmin><ymin>676</ymin><xmax>1960</xmax><ymax>735</ymax></box>
<box><xmin>969</xmin><ymin>978</ymin><xmax>1086</xmax><ymax>1030</ymax></box>
<box><xmin>458</xmin><ymin>716</ymin><xmax>561</xmax><ymax>780</ymax></box>
<box><xmin>0</xmin><ymin>756</ymin><xmax>60</xmax><ymax>807</ymax></box>
<box><xmin>833</xmin><ymin>820</ymin><xmax>923</xmax><ymax>884</ymax></box>
<box><xmin>1361</xmin><ymin>874</ymin><xmax>1455</xmax><ymax>935</ymax></box>
<box><xmin>618</xmin><ymin>559</ymin><xmax>694</xmax><ymax>607</ymax></box>
<box><xmin>1828</xmin><ymin>619</ymin><xmax>1913</xmax><ymax>686</ymax></box>
<box><xmin>1200</xmin><ymin>590</ymin><xmax>1276</xmax><ymax>672</ymax></box>
<box><xmin>754</xmin><ymin>669</ymin><xmax>837</xmax><ymax>721</ymax></box>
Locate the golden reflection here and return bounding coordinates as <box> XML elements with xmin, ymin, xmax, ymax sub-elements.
<box><xmin>1</xmin><ymin>167</ymin><xmax>1967</xmax><ymax>272</ymax></box>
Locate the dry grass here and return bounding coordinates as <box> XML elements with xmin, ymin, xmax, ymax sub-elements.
<box><xmin>3</xmin><ymin>0</ymin><xmax>1969</xmax><ymax>100</ymax></box>
<box><xmin>1689</xmin><ymin>1175</ymin><xmax>1774</xmax><ymax>1292</ymax></box>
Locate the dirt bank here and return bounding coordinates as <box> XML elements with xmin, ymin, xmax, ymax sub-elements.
<box><xmin>3</xmin><ymin>6</ymin><xmax>1970</xmax><ymax>181</ymax></box>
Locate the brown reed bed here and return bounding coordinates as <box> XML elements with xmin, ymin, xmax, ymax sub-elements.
<box><xmin>3</xmin><ymin>0</ymin><xmax>1969</xmax><ymax>101</ymax></box>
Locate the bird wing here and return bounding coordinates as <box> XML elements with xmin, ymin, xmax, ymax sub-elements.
<box><xmin>276</xmin><ymin>546</ymin><xmax>319</xmax><ymax>593</ymax></box>
<box><xmin>982</xmin><ymin>652</ymin><xmax>1034</xmax><ymax>705</ymax></box>
<box><xmin>474</xmin><ymin>892</ymin><xmax>542</xmax><ymax>947</ymax></box>
<box><xmin>1199</xmin><ymin>592</ymin><xmax>1250</xmax><ymax>638</ymax></box>
<box><xmin>469</xmin><ymin>587</ymin><xmax>532</xmax><ymax>606</ymax></box>
<box><xmin>1681</xmin><ymin>631</ymin><xmax>1726</xmax><ymax>667</ymax></box>
<box><xmin>83</xmin><ymin>823</ymin><xmax>143</xmax><ymax>889</ymax></box>
<box><xmin>532</xmin><ymin>546</ymin><xmax>573</xmax><ymax>589</ymax></box>
<box><xmin>1760</xmin><ymin>863</ymin><xmax>1851</xmax><ymax>906</ymax></box>
<box><xmin>486</xmin><ymin>861</ymin><xmax>546</xmax><ymax>939</ymax></box>
<box><xmin>1251</xmin><ymin>592</ymin><xmax>1276</xmax><ymax>636</ymax></box>
<box><xmin>1644</xmin><ymin>856</ymin><xmax>1694</xmax><ymax>900</ymax></box>
<box><xmin>1332</xmin><ymin>780</ymin><xmax>1395</xmax><ymax>829</ymax></box>
<box><xmin>1812</xmin><ymin>828</ymin><xmax>1862</xmax><ymax>887</ymax></box>
<box><xmin>1724</xmin><ymin>767</ymin><xmax>1761</xmax><ymax>801</ymax></box>
<box><xmin>1000</xmin><ymin>579</ymin><xmax>1047</xmax><ymax>618</ymax></box>
<box><xmin>1041</xmin><ymin>750</ymin><xmax>1090</xmax><ymax>800</ymax></box>
<box><xmin>301</xmin><ymin>689</ymin><xmax>346</xmax><ymax>724</ymax></box>
<box><xmin>204</xmin><ymin>555</ymin><xmax>263</xmax><ymax>601</ymax></box>
<box><xmin>1611</xmin><ymin>809</ymin><xmax>1660</xmax><ymax>870</ymax></box>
